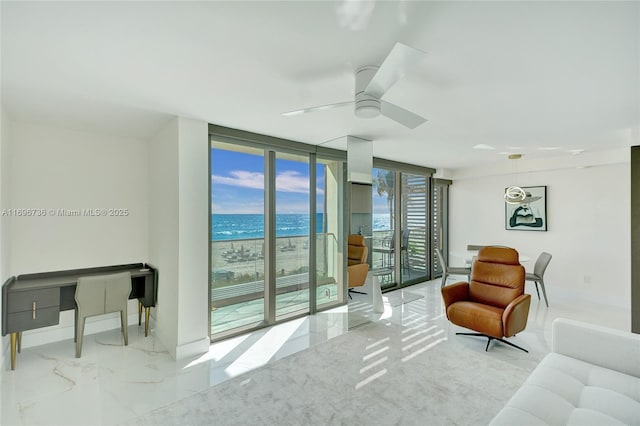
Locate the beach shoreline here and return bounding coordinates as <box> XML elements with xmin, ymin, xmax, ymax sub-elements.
<box><xmin>211</xmin><ymin>235</ymin><xmax>310</xmax><ymax>280</ymax></box>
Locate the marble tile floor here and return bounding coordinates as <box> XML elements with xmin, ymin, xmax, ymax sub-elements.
<box><xmin>1</xmin><ymin>278</ymin><xmax>631</xmax><ymax>425</ymax></box>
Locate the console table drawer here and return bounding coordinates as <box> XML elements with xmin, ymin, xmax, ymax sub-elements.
<box><xmin>6</xmin><ymin>306</ymin><xmax>60</xmax><ymax>333</ymax></box>
<box><xmin>7</xmin><ymin>288</ymin><xmax>60</xmax><ymax>313</ymax></box>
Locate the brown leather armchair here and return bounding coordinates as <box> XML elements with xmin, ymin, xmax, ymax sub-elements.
<box><xmin>347</xmin><ymin>234</ymin><xmax>369</xmax><ymax>299</ymax></box>
<box><xmin>441</xmin><ymin>246</ymin><xmax>531</xmax><ymax>352</ymax></box>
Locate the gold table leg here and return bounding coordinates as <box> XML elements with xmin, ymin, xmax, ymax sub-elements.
<box><xmin>145</xmin><ymin>307</ymin><xmax>150</xmax><ymax>337</ymax></box>
<box><xmin>138</xmin><ymin>301</ymin><xmax>142</xmax><ymax>326</ymax></box>
<box><xmin>10</xmin><ymin>333</ymin><xmax>17</xmax><ymax>370</ymax></box>
<box><xmin>17</xmin><ymin>332</ymin><xmax>22</xmax><ymax>353</ymax></box>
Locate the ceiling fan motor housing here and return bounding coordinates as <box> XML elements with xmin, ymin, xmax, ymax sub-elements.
<box><xmin>355</xmin><ymin>66</ymin><xmax>381</xmax><ymax>118</ymax></box>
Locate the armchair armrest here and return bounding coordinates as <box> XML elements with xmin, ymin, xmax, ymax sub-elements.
<box><xmin>552</xmin><ymin>318</ymin><xmax>640</xmax><ymax>377</ymax></box>
<box><xmin>441</xmin><ymin>282</ymin><xmax>469</xmax><ymax>308</ymax></box>
<box><xmin>502</xmin><ymin>294</ymin><xmax>530</xmax><ymax>337</ymax></box>
<box><xmin>347</xmin><ymin>264</ymin><xmax>368</xmax><ymax>287</ymax></box>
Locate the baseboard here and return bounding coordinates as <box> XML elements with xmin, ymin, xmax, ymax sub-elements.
<box><xmin>175</xmin><ymin>337</ymin><xmax>210</xmax><ymax>360</ymax></box>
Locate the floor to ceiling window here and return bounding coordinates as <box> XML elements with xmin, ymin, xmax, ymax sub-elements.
<box><xmin>370</xmin><ymin>159</ymin><xmax>435</xmax><ymax>290</ymax></box>
<box><xmin>209</xmin><ymin>127</ymin><xmax>345</xmax><ymax>339</ymax></box>
<box><xmin>400</xmin><ymin>173</ymin><xmax>429</xmax><ymax>285</ymax></box>
<box><xmin>432</xmin><ymin>179</ymin><xmax>451</xmax><ymax>278</ymax></box>
<box><xmin>372</xmin><ymin>167</ymin><xmax>396</xmax><ymax>289</ymax></box>
<box><xmin>274</xmin><ymin>152</ymin><xmax>310</xmax><ymax>320</ymax></box>
<box><xmin>210</xmin><ymin>142</ymin><xmax>265</xmax><ymax>334</ymax></box>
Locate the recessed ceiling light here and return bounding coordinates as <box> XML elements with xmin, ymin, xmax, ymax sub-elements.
<box><xmin>537</xmin><ymin>146</ymin><xmax>561</xmax><ymax>151</ymax></box>
<box><xmin>568</xmin><ymin>149</ymin><xmax>585</xmax><ymax>155</ymax></box>
<box><xmin>473</xmin><ymin>144</ymin><xmax>496</xmax><ymax>150</ymax></box>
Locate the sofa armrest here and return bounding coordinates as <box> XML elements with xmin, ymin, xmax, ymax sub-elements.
<box><xmin>441</xmin><ymin>282</ymin><xmax>469</xmax><ymax>308</ymax></box>
<box><xmin>552</xmin><ymin>318</ymin><xmax>640</xmax><ymax>377</ymax></box>
<box><xmin>502</xmin><ymin>294</ymin><xmax>530</xmax><ymax>337</ymax></box>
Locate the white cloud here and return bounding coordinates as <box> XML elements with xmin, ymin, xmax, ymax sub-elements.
<box><xmin>275</xmin><ymin>171</ymin><xmax>310</xmax><ymax>194</ymax></box>
<box><xmin>211</xmin><ymin>170</ymin><xmax>264</xmax><ymax>189</ymax></box>
<box><xmin>212</xmin><ymin>169</ymin><xmax>323</xmax><ymax>195</ymax></box>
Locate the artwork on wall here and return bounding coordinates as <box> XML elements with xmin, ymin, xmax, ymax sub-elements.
<box><xmin>505</xmin><ymin>185</ymin><xmax>547</xmax><ymax>231</ymax></box>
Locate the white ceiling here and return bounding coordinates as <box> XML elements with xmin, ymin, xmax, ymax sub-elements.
<box><xmin>1</xmin><ymin>1</ymin><xmax>638</xmax><ymax>169</ymax></box>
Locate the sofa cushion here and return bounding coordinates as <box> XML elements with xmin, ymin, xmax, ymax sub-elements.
<box><xmin>490</xmin><ymin>353</ymin><xmax>640</xmax><ymax>425</ymax></box>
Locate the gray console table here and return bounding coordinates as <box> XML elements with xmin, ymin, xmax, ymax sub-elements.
<box><xmin>2</xmin><ymin>263</ymin><xmax>157</xmax><ymax>370</ymax></box>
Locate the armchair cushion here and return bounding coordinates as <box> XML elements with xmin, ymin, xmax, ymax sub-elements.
<box><xmin>347</xmin><ymin>234</ymin><xmax>368</xmax><ymax>266</ymax></box>
<box><xmin>347</xmin><ymin>234</ymin><xmax>369</xmax><ymax>289</ymax></box>
<box><xmin>447</xmin><ymin>301</ymin><xmax>504</xmax><ymax>338</ymax></box>
<box><xmin>348</xmin><ymin>263</ymin><xmax>368</xmax><ymax>288</ymax></box>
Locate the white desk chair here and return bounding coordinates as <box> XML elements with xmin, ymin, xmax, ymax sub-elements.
<box><xmin>75</xmin><ymin>272</ymin><xmax>131</xmax><ymax>357</ymax></box>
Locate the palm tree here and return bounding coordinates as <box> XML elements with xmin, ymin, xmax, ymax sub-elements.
<box><xmin>374</xmin><ymin>169</ymin><xmax>395</xmax><ymax>229</ymax></box>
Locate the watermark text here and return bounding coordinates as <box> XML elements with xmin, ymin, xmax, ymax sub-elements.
<box><xmin>1</xmin><ymin>208</ymin><xmax>130</xmax><ymax>217</ymax></box>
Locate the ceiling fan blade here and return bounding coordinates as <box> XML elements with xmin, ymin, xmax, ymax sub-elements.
<box><xmin>282</xmin><ymin>101</ymin><xmax>353</xmax><ymax>117</ymax></box>
<box><xmin>364</xmin><ymin>42</ymin><xmax>426</xmax><ymax>99</ymax></box>
<box><xmin>380</xmin><ymin>101</ymin><xmax>427</xmax><ymax>129</ymax></box>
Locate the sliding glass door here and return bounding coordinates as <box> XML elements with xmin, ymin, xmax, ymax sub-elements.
<box><xmin>372</xmin><ymin>167</ymin><xmax>396</xmax><ymax>289</ymax></box>
<box><xmin>274</xmin><ymin>153</ymin><xmax>310</xmax><ymax>320</ymax></box>
<box><xmin>316</xmin><ymin>158</ymin><xmax>344</xmax><ymax>308</ymax></box>
<box><xmin>210</xmin><ymin>142</ymin><xmax>266</xmax><ymax>334</ymax></box>
<box><xmin>209</xmin><ymin>131</ymin><xmax>345</xmax><ymax>339</ymax></box>
<box><xmin>370</xmin><ymin>160</ymin><xmax>434</xmax><ymax>290</ymax></box>
<box><xmin>400</xmin><ymin>173</ymin><xmax>428</xmax><ymax>285</ymax></box>
<box><xmin>432</xmin><ymin>179</ymin><xmax>450</xmax><ymax>278</ymax></box>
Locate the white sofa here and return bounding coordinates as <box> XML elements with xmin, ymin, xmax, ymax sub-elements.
<box><xmin>490</xmin><ymin>318</ymin><xmax>640</xmax><ymax>425</ymax></box>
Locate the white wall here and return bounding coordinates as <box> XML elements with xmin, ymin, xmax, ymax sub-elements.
<box><xmin>1</xmin><ymin>108</ymin><xmax>10</xmax><ymax>281</ymax></box>
<box><xmin>10</xmin><ymin>122</ymin><xmax>149</xmax><ymax>273</ymax></box>
<box><xmin>176</xmin><ymin>118</ymin><xmax>209</xmax><ymax>359</ymax></box>
<box><xmin>1</xmin><ymin>106</ymin><xmax>12</xmax><ymax>364</ymax></box>
<box><xmin>148</xmin><ymin>117</ymin><xmax>209</xmax><ymax>360</ymax></box>
<box><xmin>8</xmin><ymin>121</ymin><xmax>150</xmax><ymax>346</ymax></box>
<box><xmin>449</xmin><ymin>160</ymin><xmax>630</xmax><ymax>309</ymax></box>
<box><xmin>148</xmin><ymin>118</ymin><xmax>180</xmax><ymax>357</ymax></box>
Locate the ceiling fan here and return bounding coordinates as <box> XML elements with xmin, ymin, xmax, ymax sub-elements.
<box><xmin>282</xmin><ymin>42</ymin><xmax>428</xmax><ymax>129</ymax></box>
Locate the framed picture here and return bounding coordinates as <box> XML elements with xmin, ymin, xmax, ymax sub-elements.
<box><xmin>505</xmin><ymin>185</ymin><xmax>547</xmax><ymax>231</ymax></box>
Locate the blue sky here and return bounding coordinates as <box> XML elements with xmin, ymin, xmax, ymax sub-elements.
<box><xmin>211</xmin><ymin>148</ymin><xmax>390</xmax><ymax>215</ymax></box>
<box><xmin>211</xmin><ymin>148</ymin><xmax>323</xmax><ymax>214</ymax></box>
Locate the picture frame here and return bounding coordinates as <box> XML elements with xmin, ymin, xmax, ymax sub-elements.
<box><xmin>505</xmin><ymin>185</ymin><xmax>547</xmax><ymax>231</ymax></box>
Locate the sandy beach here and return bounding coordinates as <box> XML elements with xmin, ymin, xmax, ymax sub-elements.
<box><xmin>211</xmin><ymin>235</ymin><xmax>313</xmax><ymax>281</ymax></box>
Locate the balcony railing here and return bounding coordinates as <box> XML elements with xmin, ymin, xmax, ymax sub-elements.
<box><xmin>211</xmin><ymin>233</ymin><xmax>338</xmax><ymax>308</ymax></box>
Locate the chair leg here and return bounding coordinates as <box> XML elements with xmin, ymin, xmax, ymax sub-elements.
<box><xmin>441</xmin><ymin>272</ymin><xmax>448</xmax><ymax>288</ymax></box>
<box><xmin>494</xmin><ymin>337</ymin><xmax>528</xmax><ymax>353</ymax></box>
<box><xmin>455</xmin><ymin>332</ymin><xmax>528</xmax><ymax>353</ymax></box>
<box><xmin>534</xmin><ymin>282</ymin><xmax>541</xmax><ymax>300</ymax></box>
<box><xmin>76</xmin><ymin>317</ymin><xmax>86</xmax><ymax>358</ymax></box>
<box><xmin>349</xmin><ymin>289</ymin><xmax>367</xmax><ymax>295</ymax></box>
<box><xmin>121</xmin><ymin>310</ymin><xmax>128</xmax><ymax>346</ymax></box>
<box><xmin>539</xmin><ymin>279</ymin><xmax>549</xmax><ymax>307</ymax></box>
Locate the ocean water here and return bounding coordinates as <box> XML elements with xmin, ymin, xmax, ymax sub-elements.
<box><xmin>212</xmin><ymin>213</ymin><xmax>391</xmax><ymax>241</ymax></box>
